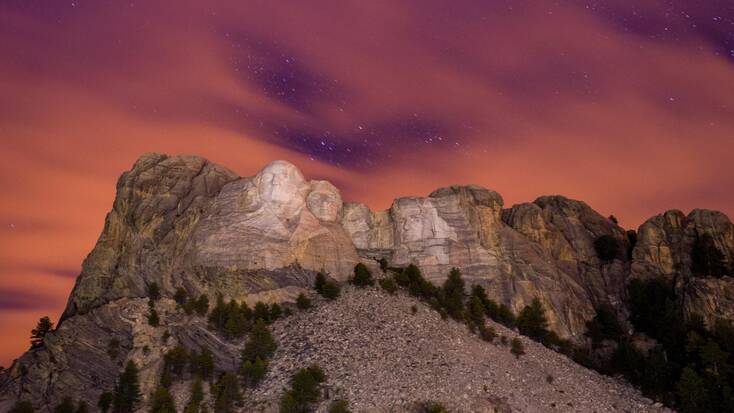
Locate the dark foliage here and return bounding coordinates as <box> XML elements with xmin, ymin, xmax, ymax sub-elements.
<box><xmin>98</xmin><ymin>392</ymin><xmax>113</xmax><ymax>413</ymax></box>
<box><xmin>279</xmin><ymin>365</ymin><xmax>327</xmax><ymax>413</ymax></box>
<box><xmin>691</xmin><ymin>233</ymin><xmax>728</xmax><ymax>277</ymax></box>
<box><xmin>174</xmin><ymin>288</ymin><xmax>188</xmax><ymax>306</ymax></box>
<box><xmin>241</xmin><ymin>318</ymin><xmax>277</xmax><ymax>363</ymax></box>
<box><xmin>350</xmin><ymin>263</ymin><xmax>374</xmax><ymax>287</ymax></box>
<box><xmin>212</xmin><ymin>372</ymin><xmax>242</xmax><ymax>413</ymax></box>
<box><xmin>516</xmin><ymin>298</ymin><xmax>549</xmax><ymax>342</ymax></box>
<box><xmin>147</xmin><ymin>282</ymin><xmax>161</xmax><ymax>301</ymax></box>
<box><xmin>10</xmin><ymin>401</ymin><xmax>36</xmax><ymax>413</ymax></box>
<box><xmin>149</xmin><ymin>386</ymin><xmax>175</xmax><ymax>413</ymax></box>
<box><xmin>241</xmin><ymin>358</ymin><xmax>268</xmax><ymax>387</ymax></box>
<box><xmin>53</xmin><ymin>397</ymin><xmax>75</xmax><ymax>413</ymax></box>
<box><xmin>30</xmin><ymin>316</ymin><xmax>53</xmax><ymax>349</ymax></box>
<box><xmin>321</xmin><ymin>281</ymin><xmax>341</xmax><ymax>300</ymax></box>
<box><xmin>314</xmin><ymin>272</ymin><xmax>326</xmax><ymax>294</ymax></box>
<box><xmin>510</xmin><ymin>337</ymin><xmax>525</xmax><ymax>358</ymax></box>
<box><xmin>594</xmin><ymin>235</ymin><xmax>621</xmax><ymax>263</ymax></box>
<box><xmin>416</xmin><ymin>402</ymin><xmax>449</xmax><ymax>413</ymax></box>
<box><xmin>378</xmin><ymin>278</ymin><xmax>397</xmax><ymax>294</ymax></box>
<box><xmin>378</xmin><ymin>258</ymin><xmax>388</xmax><ymax>272</ymax></box>
<box><xmin>296</xmin><ymin>294</ymin><xmax>312</xmax><ymax>310</ymax></box>
<box><xmin>328</xmin><ymin>400</ymin><xmax>352</xmax><ymax>413</ymax></box>
<box><xmin>112</xmin><ymin>360</ymin><xmax>142</xmax><ymax>413</ymax></box>
<box><xmin>189</xmin><ymin>348</ymin><xmax>215</xmax><ymax>381</ymax></box>
<box><xmin>209</xmin><ymin>296</ymin><xmax>253</xmax><ymax>338</ymax></box>
<box><xmin>585</xmin><ymin>304</ymin><xmax>624</xmax><ymax>347</ymax></box>
<box><xmin>470</xmin><ymin>285</ymin><xmax>514</xmax><ymax>327</ymax></box>
<box><xmin>147</xmin><ymin>308</ymin><xmax>160</xmax><ymax>327</ymax></box>
<box><xmin>440</xmin><ymin>268</ymin><xmax>465</xmax><ymax>321</ymax></box>
<box><xmin>184</xmin><ymin>379</ymin><xmax>204</xmax><ymax>413</ymax></box>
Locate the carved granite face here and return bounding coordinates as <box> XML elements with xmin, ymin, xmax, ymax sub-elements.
<box><xmin>255</xmin><ymin>160</ymin><xmax>310</xmax><ymax>219</ymax></box>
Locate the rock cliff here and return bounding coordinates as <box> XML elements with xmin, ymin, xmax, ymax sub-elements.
<box><xmin>1</xmin><ymin>153</ymin><xmax>731</xmax><ymax>412</ymax></box>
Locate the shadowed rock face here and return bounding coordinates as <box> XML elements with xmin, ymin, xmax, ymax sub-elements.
<box><xmin>1</xmin><ymin>153</ymin><xmax>731</xmax><ymax>412</ymax></box>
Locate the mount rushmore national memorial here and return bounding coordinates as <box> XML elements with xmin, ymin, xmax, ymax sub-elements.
<box><xmin>1</xmin><ymin>154</ymin><xmax>733</xmax><ymax>413</ymax></box>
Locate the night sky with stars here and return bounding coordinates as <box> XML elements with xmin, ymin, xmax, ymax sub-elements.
<box><xmin>1</xmin><ymin>0</ymin><xmax>733</xmax><ymax>365</ymax></box>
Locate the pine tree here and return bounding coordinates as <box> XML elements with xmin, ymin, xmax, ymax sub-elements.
<box><xmin>75</xmin><ymin>401</ymin><xmax>89</xmax><ymax>413</ymax></box>
<box><xmin>147</xmin><ymin>282</ymin><xmax>161</xmax><ymax>301</ymax></box>
<box><xmin>241</xmin><ymin>319</ymin><xmax>277</xmax><ymax>363</ymax></box>
<box><xmin>441</xmin><ymin>268</ymin><xmax>465</xmax><ymax>320</ymax></box>
<box><xmin>113</xmin><ymin>360</ymin><xmax>142</xmax><ymax>413</ymax></box>
<box><xmin>676</xmin><ymin>367</ymin><xmax>710</xmax><ymax>413</ymax></box>
<box><xmin>321</xmin><ymin>281</ymin><xmax>341</xmax><ymax>300</ymax></box>
<box><xmin>189</xmin><ymin>348</ymin><xmax>214</xmax><ymax>381</ymax></box>
<box><xmin>194</xmin><ymin>294</ymin><xmax>209</xmax><ymax>316</ymax></box>
<box><xmin>241</xmin><ymin>358</ymin><xmax>268</xmax><ymax>387</ymax></box>
<box><xmin>184</xmin><ymin>379</ymin><xmax>204</xmax><ymax>413</ymax></box>
<box><xmin>516</xmin><ymin>298</ymin><xmax>549</xmax><ymax>341</ymax></box>
<box><xmin>212</xmin><ymin>372</ymin><xmax>241</xmax><ymax>413</ymax></box>
<box><xmin>511</xmin><ymin>337</ymin><xmax>525</xmax><ymax>359</ymax></box>
<box><xmin>148</xmin><ymin>308</ymin><xmax>160</xmax><ymax>327</ymax></box>
<box><xmin>97</xmin><ymin>392</ymin><xmax>113</xmax><ymax>413</ymax></box>
<box><xmin>149</xmin><ymin>386</ymin><xmax>176</xmax><ymax>413</ymax></box>
<box><xmin>53</xmin><ymin>397</ymin><xmax>75</xmax><ymax>413</ymax></box>
<box><xmin>296</xmin><ymin>294</ymin><xmax>312</xmax><ymax>310</ymax></box>
<box><xmin>30</xmin><ymin>316</ymin><xmax>53</xmax><ymax>349</ymax></box>
<box><xmin>174</xmin><ymin>288</ymin><xmax>188</xmax><ymax>306</ymax></box>
<box><xmin>270</xmin><ymin>303</ymin><xmax>283</xmax><ymax>321</ymax></box>
<box><xmin>328</xmin><ymin>400</ymin><xmax>352</xmax><ymax>413</ymax></box>
<box><xmin>254</xmin><ymin>302</ymin><xmax>270</xmax><ymax>323</ymax></box>
<box><xmin>9</xmin><ymin>401</ymin><xmax>36</xmax><ymax>413</ymax></box>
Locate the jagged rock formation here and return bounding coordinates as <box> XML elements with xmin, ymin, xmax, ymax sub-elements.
<box><xmin>0</xmin><ymin>153</ymin><xmax>731</xmax><ymax>412</ymax></box>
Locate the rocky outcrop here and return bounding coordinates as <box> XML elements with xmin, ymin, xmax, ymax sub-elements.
<box><xmin>1</xmin><ymin>153</ymin><xmax>732</xmax><ymax>412</ymax></box>
<box><xmin>632</xmin><ymin>209</ymin><xmax>734</xmax><ymax>325</ymax></box>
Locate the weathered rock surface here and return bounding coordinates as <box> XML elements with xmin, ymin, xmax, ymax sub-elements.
<box><xmin>1</xmin><ymin>153</ymin><xmax>732</xmax><ymax>412</ymax></box>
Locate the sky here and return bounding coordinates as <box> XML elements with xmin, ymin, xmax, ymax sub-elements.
<box><xmin>1</xmin><ymin>0</ymin><xmax>733</xmax><ymax>366</ymax></box>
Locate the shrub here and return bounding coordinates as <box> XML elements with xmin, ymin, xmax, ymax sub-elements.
<box><xmin>174</xmin><ymin>288</ymin><xmax>188</xmax><ymax>306</ymax></box>
<box><xmin>378</xmin><ymin>258</ymin><xmax>388</xmax><ymax>272</ymax></box>
<box><xmin>97</xmin><ymin>392</ymin><xmax>113</xmax><ymax>413</ymax></box>
<box><xmin>53</xmin><ymin>397</ymin><xmax>75</xmax><ymax>413</ymax></box>
<box><xmin>351</xmin><ymin>263</ymin><xmax>374</xmax><ymax>286</ymax></box>
<box><xmin>193</xmin><ymin>294</ymin><xmax>209</xmax><ymax>316</ymax></box>
<box><xmin>411</xmin><ymin>305</ymin><xmax>418</xmax><ymax>315</ymax></box>
<box><xmin>594</xmin><ymin>235</ymin><xmax>620</xmax><ymax>263</ymax></box>
<box><xmin>30</xmin><ymin>316</ymin><xmax>54</xmax><ymax>349</ymax></box>
<box><xmin>379</xmin><ymin>278</ymin><xmax>397</xmax><ymax>294</ymax></box>
<box><xmin>585</xmin><ymin>304</ymin><xmax>624</xmax><ymax>347</ymax></box>
<box><xmin>314</xmin><ymin>272</ymin><xmax>327</xmax><ymax>293</ymax></box>
<box><xmin>416</xmin><ymin>402</ymin><xmax>449</xmax><ymax>413</ymax></box>
<box><xmin>691</xmin><ymin>233</ymin><xmax>727</xmax><ymax>277</ymax></box>
<box><xmin>148</xmin><ymin>308</ymin><xmax>160</xmax><ymax>327</ymax></box>
<box><xmin>329</xmin><ymin>399</ymin><xmax>352</xmax><ymax>413</ymax></box>
<box><xmin>321</xmin><ymin>281</ymin><xmax>341</xmax><ymax>300</ymax></box>
<box><xmin>546</xmin><ymin>374</ymin><xmax>554</xmax><ymax>384</ymax></box>
<box><xmin>10</xmin><ymin>401</ymin><xmax>35</xmax><ymax>413</ymax></box>
<box><xmin>471</xmin><ymin>285</ymin><xmax>515</xmax><ymax>327</ymax></box>
<box><xmin>296</xmin><ymin>294</ymin><xmax>312</xmax><ymax>310</ymax></box>
<box><xmin>241</xmin><ymin>358</ymin><xmax>268</xmax><ymax>387</ymax></box>
<box><xmin>212</xmin><ymin>372</ymin><xmax>242</xmax><ymax>413</ymax></box>
<box><xmin>241</xmin><ymin>319</ymin><xmax>277</xmax><ymax>363</ymax></box>
<box><xmin>516</xmin><ymin>298</ymin><xmax>549</xmax><ymax>342</ymax></box>
<box><xmin>478</xmin><ymin>325</ymin><xmax>496</xmax><ymax>343</ymax></box>
<box><xmin>510</xmin><ymin>338</ymin><xmax>525</xmax><ymax>358</ymax></box>
<box><xmin>467</xmin><ymin>295</ymin><xmax>485</xmax><ymax>327</ymax></box>
<box><xmin>147</xmin><ymin>282</ymin><xmax>161</xmax><ymax>301</ymax></box>
<box><xmin>76</xmin><ymin>401</ymin><xmax>89</xmax><ymax>413</ymax></box>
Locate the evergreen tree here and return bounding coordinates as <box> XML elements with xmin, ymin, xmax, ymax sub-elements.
<box><xmin>148</xmin><ymin>282</ymin><xmax>161</xmax><ymax>301</ymax></box>
<box><xmin>351</xmin><ymin>263</ymin><xmax>374</xmax><ymax>287</ymax></box>
<box><xmin>148</xmin><ymin>308</ymin><xmax>160</xmax><ymax>327</ymax></box>
<box><xmin>98</xmin><ymin>392</ymin><xmax>113</xmax><ymax>413</ymax></box>
<box><xmin>676</xmin><ymin>367</ymin><xmax>710</xmax><ymax>413</ymax></box>
<box><xmin>9</xmin><ymin>401</ymin><xmax>36</xmax><ymax>413</ymax></box>
<box><xmin>242</xmin><ymin>318</ymin><xmax>277</xmax><ymax>363</ymax></box>
<box><xmin>254</xmin><ymin>302</ymin><xmax>270</xmax><ymax>323</ymax></box>
<box><xmin>194</xmin><ymin>294</ymin><xmax>209</xmax><ymax>316</ymax></box>
<box><xmin>378</xmin><ymin>278</ymin><xmax>397</xmax><ymax>294</ymax></box>
<box><xmin>279</xmin><ymin>365</ymin><xmax>326</xmax><ymax>413</ymax></box>
<box><xmin>189</xmin><ymin>348</ymin><xmax>215</xmax><ymax>381</ymax></box>
<box><xmin>692</xmin><ymin>233</ymin><xmax>727</xmax><ymax>277</ymax></box>
<box><xmin>75</xmin><ymin>401</ymin><xmax>89</xmax><ymax>413</ymax></box>
<box><xmin>53</xmin><ymin>397</ymin><xmax>75</xmax><ymax>413</ymax></box>
<box><xmin>174</xmin><ymin>288</ymin><xmax>188</xmax><ymax>306</ymax></box>
<box><xmin>212</xmin><ymin>372</ymin><xmax>241</xmax><ymax>413</ymax></box>
<box><xmin>516</xmin><ymin>298</ymin><xmax>549</xmax><ymax>341</ymax></box>
<box><xmin>184</xmin><ymin>379</ymin><xmax>204</xmax><ymax>413</ymax></box>
<box><xmin>440</xmin><ymin>268</ymin><xmax>465</xmax><ymax>321</ymax></box>
<box><xmin>164</xmin><ymin>345</ymin><xmax>189</xmax><ymax>379</ymax></box>
<box><xmin>209</xmin><ymin>295</ymin><xmax>228</xmax><ymax>330</ymax></box>
<box><xmin>585</xmin><ymin>304</ymin><xmax>624</xmax><ymax>347</ymax></box>
<box><xmin>241</xmin><ymin>357</ymin><xmax>268</xmax><ymax>387</ymax></box>
<box><xmin>270</xmin><ymin>303</ymin><xmax>283</xmax><ymax>321</ymax></box>
<box><xmin>30</xmin><ymin>316</ymin><xmax>54</xmax><ymax>349</ymax></box>
<box><xmin>296</xmin><ymin>294</ymin><xmax>312</xmax><ymax>310</ymax></box>
<box><xmin>467</xmin><ymin>295</ymin><xmax>485</xmax><ymax>327</ymax></box>
<box><xmin>113</xmin><ymin>360</ymin><xmax>142</xmax><ymax>413</ymax></box>
<box><xmin>314</xmin><ymin>272</ymin><xmax>326</xmax><ymax>293</ymax></box>
<box><xmin>321</xmin><ymin>281</ymin><xmax>341</xmax><ymax>300</ymax></box>
<box><xmin>149</xmin><ymin>386</ymin><xmax>175</xmax><ymax>413</ymax></box>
